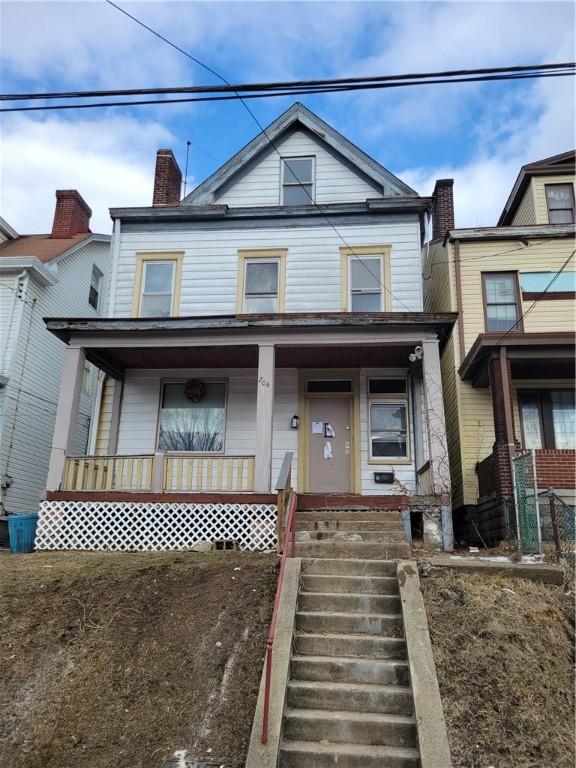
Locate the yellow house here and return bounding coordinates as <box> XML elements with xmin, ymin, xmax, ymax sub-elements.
<box><xmin>424</xmin><ymin>152</ymin><xmax>575</xmax><ymax>544</ymax></box>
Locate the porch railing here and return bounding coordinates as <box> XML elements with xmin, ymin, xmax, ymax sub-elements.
<box><xmin>63</xmin><ymin>455</ymin><xmax>154</xmax><ymax>491</ymax></box>
<box><xmin>164</xmin><ymin>454</ymin><xmax>255</xmax><ymax>492</ymax></box>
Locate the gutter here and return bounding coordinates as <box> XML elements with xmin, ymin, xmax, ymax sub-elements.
<box><xmin>0</xmin><ymin>257</ymin><xmax>58</xmax><ymax>287</ymax></box>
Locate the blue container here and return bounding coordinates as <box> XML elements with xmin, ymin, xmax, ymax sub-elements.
<box><xmin>8</xmin><ymin>514</ymin><xmax>38</xmax><ymax>554</ymax></box>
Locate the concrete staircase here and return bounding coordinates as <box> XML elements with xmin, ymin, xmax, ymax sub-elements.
<box><xmin>279</xmin><ymin>557</ymin><xmax>420</xmax><ymax>768</ymax></box>
<box><xmin>295</xmin><ymin>507</ymin><xmax>411</xmax><ymax>560</ymax></box>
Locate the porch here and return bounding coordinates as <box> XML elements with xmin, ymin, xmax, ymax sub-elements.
<box><xmin>461</xmin><ymin>332</ymin><xmax>575</xmax><ymax>543</ymax></box>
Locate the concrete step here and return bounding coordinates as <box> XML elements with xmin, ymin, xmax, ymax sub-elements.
<box><xmin>294</xmin><ymin>632</ymin><xmax>407</xmax><ymax>659</ymax></box>
<box><xmin>291</xmin><ymin>655</ymin><xmax>410</xmax><ymax>686</ymax></box>
<box><xmin>302</xmin><ymin>558</ymin><xmax>398</xmax><ymax>576</ymax></box>
<box><xmin>297</xmin><ymin>519</ymin><xmax>406</xmax><ymax>532</ymax></box>
<box><xmin>287</xmin><ymin>680</ymin><xmax>414</xmax><ymax>716</ymax></box>
<box><xmin>299</xmin><ymin>591</ymin><xmax>401</xmax><ymax>614</ymax></box>
<box><xmin>298</xmin><ymin>509</ymin><xmax>403</xmax><ymax>523</ymax></box>
<box><xmin>296</xmin><ymin>610</ymin><xmax>404</xmax><ymax>636</ymax></box>
<box><xmin>280</xmin><ymin>740</ymin><xmax>419</xmax><ymax>767</ymax></box>
<box><xmin>301</xmin><ymin>574</ymin><xmax>399</xmax><ymax>595</ymax></box>
<box><xmin>283</xmin><ymin>707</ymin><xmax>417</xmax><ymax>748</ymax></box>
<box><xmin>297</xmin><ymin>540</ymin><xmax>411</xmax><ymax>559</ymax></box>
<box><xmin>297</xmin><ymin>530</ymin><xmax>407</xmax><ymax>543</ymax></box>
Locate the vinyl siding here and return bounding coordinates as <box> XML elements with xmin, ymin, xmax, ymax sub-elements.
<box><xmin>532</xmin><ymin>175</ymin><xmax>575</xmax><ymax>224</ymax></box>
<box><xmin>114</xmin><ymin>219</ymin><xmax>423</xmax><ymax>317</ymax></box>
<box><xmin>0</xmin><ymin>274</ymin><xmax>21</xmax><ymax>379</ymax></box>
<box><xmin>511</xmin><ymin>182</ymin><xmax>536</xmax><ymax>225</ymax></box>
<box><xmin>0</xmin><ymin>240</ymin><xmax>110</xmax><ymax>514</ymax></box>
<box><xmin>95</xmin><ymin>377</ymin><xmax>117</xmax><ymax>455</ymax></box>
<box><xmin>214</xmin><ymin>129</ymin><xmax>380</xmax><ymax>207</ymax></box>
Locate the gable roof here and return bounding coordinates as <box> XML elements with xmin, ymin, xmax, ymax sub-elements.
<box><xmin>0</xmin><ymin>233</ymin><xmax>110</xmax><ymax>264</ymax></box>
<box><xmin>498</xmin><ymin>149</ymin><xmax>575</xmax><ymax>225</ymax></box>
<box><xmin>182</xmin><ymin>102</ymin><xmax>418</xmax><ymax>204</ymax></box>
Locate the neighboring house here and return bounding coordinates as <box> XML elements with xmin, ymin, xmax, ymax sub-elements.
<box><xmin>0</xmin><ymin>191</ymin><xmax>110</xmax><ymax>520</ymax></box>
<box><xmin>423</xmin><ymin>151</ymin><xmax>575</xmax><ymax>545</ymax></box>
<box><xmin>39</xmin><ymin>103</ymin><xmax>456</xmax><ymax>552</ymax></box>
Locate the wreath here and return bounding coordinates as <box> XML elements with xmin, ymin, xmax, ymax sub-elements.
<box><xmin>185</xmin><ymin>379</ymin><xmax>206</xmax><ymax>402</ymax></box>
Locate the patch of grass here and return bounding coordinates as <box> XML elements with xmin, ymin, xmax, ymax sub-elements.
<box><xmin>0</xmin><ymin>551</ymin><xmax>277</xmax><ymax>768</ymax></box>
<box><xmin>422</xmin><ymin>570</ymin><xmax>575</xmax><ymax>768</ymax></box>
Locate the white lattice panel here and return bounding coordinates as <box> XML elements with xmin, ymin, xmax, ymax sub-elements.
<box><xmin>36</xmin><ymin>501</ymin><xmax>277</xmax><ymax>552</ymax></box>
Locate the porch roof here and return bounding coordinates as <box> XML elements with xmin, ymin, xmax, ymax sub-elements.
<box><xmin>45</xmin><ymin>311</ymin><xmax>456</xmax><ymax>379</ymax></box>
<box><xmin>459</xmin><ymin>331</ymin><xmax>576</xmax><ymax>387</ymax></box>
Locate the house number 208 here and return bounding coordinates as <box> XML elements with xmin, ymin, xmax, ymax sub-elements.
<box><xmin>258</xmin><ymin>376</ymin><xmax>270</xmax><ymax>388</ymax></box>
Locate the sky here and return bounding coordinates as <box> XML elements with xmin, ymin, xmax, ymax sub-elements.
<box><xmin>1</xmin><ymin>0</ymin><xmax>574</xmax><ymax>234</ymax></box>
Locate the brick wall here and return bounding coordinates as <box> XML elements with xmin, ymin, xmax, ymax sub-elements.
<box><xmin>535</xmin><ymin>449</ymin><xmax>576</xmax><ymax>489</ymax></box>
<box><xmin>432</xmin><ymin>179</ymin><xmax>454</xmax><ymax>240</ymax></box>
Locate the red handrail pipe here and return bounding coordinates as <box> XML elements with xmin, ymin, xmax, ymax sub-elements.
<box><xmin>261</xmin><ymin>490</ymin><xmax>297</xmax><ymax>745</ymax></box>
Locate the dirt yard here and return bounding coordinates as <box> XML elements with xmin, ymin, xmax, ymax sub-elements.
<box><xmin>422</xmin><ymin>569</ymin><xmax>575</xmax><ymax>768</ymax></box>
<box><xmin>0</xmin><ymin>550</ymin><xmax>278</xmax><ymax>768</ymax></box>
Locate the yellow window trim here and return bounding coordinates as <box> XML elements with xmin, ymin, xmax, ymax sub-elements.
<box><xmin>236</xmin><ymin>248</ymin><xmax>287</xmax><ymax>313</ymax></box>
<box><xmin>339</xmin><ymin>245</ymin><xmax>392</xmax><ymax>312</ymax></box>
<box><xmin>132</xmin><ymin>252</ymin><xmax>184</xmax><ymax>317</ymax></box>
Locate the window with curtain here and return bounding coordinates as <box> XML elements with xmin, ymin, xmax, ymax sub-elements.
<box><xmin>158</xmin><ymin>382</ymin><xmax>227</xmax><ymax>452</ymax></box>
<box><xmin>483</xmin><ymin>273</ymin><xmax>520</xmax><ymax>332</ymax></box>
<box><xmin>519</xmin><ymin>389</ymin><xmax>575</xmax><ymax>449</ymax></box>
<box><xmin>545</xmin><ymin>184</ymin><xmax>575</xmax><ymax>224</ymax></box>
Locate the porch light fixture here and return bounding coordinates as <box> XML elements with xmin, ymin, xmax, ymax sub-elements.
<box><xmin>290</xmin><ymin>415</ymin><xmax>299</xmax><ymax>429</ymax></box>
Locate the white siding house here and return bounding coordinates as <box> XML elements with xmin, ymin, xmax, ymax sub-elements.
<box><xmin>38</xmin><ymin>104</ymin><xmax>455</xmax><ymax>552</ymax></box>
<box><xmin>0</xmin><ymin>195</ymin><xmax>110</xmax><ymax>518</ymax></box>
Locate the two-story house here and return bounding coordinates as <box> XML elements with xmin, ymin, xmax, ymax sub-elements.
<box><xmin>423</xmin><ymin>151</ymin><xmax>575</xmax><ymax>545</ymax></box>
<box><xmin>37</xmin><ymin>103</ymin><xmax>456</xmax><ymax>553</ymax></box>
<box><xmin>0</xmin><ymin>191</ymin><xmax>110</xmax><ymax>535</ymax></box>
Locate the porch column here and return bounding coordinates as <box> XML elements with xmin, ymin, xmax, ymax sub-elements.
<box><xmin>488</xmin><ymin>347</ymin><xmax>515</xmax><ymax>499</ymax></box>
<box><xmin>46</xmin><ymin>346</ymin><xmax>86</xmax><ymax>491</ymax></box>
<box><xmin>255</xmin><ymin>344</ymin><xmax>275</xmax><ymax>492</ymax></box>
<box><xmin>422</xmin><ymin>339</ymin><xmax>451</xmax><ymax>496</ymax></box>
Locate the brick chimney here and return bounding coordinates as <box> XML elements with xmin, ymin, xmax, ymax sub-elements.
<box><xmin>431</xmin><ymin>179</ymin><xmax>454</xmax><ymax>241</ymax></box>
<box><xmin>152</xmin><ymin>149</ymin><xmax>182</xmax><ymax>206</ymax></box>
<box><xmin>50</xmin><ymin>190</ymin><xmax>92</xmax><ymax>238</ymax></box>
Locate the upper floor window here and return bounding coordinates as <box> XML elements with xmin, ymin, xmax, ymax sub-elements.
<box><xmin>237</xmin><ymin>249</ymin><xmax>286</xmax><ymax>313</ymax></box>
<box><xmin>133</xmin><ymin>253</ymin><xmax>183</xmax><ymax>318</ymax></box>
<box><xmin>482</xmin><ymin>273</ymin><xmax>521</xmax><ymax>332</ymax></box>
<box><xmin>340</xmin><ymin>247</ymin><xmax>391</xmax><ymax>312</ymax></box>
<box><xmin>281</xmin><ymin>157</ymin><xmax>315</xmax><ymax>205</ymax></box>
<box><xmin>520</xmin><ymin>271</ymin><xmax>576</xmax><ymax>299</ymax></box>
<box><xmin>545</xmin><ymin>184</ymin><xmax>575</xmax><ymax>224</ymax></box>
<box><xmin>89</xmin><ymin>265</ymin><xmax>102</xmax><ymax>310</ymax></box>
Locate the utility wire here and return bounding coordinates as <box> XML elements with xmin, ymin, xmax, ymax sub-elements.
<box><xmin>494</xmin><ymin>249</ymin><xmax>576</xmax><ymax>347</ymax></box>
<box><xmin>2</xmin><ymin>71</ymin><xmax>574</xmax><ymax>113</ymax></box>
<box><xmin>3</xmin><ymin>62</ymin><xmax>574</xmax><ymax>101</ymax></box>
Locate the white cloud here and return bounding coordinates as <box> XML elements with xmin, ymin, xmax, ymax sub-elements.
<box><xmin>0</xmin><ymin>114</ymin><xmax>178</xmax><ymax>232</ymax></box>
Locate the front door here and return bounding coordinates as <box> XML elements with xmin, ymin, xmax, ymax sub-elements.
<box><xmin>308</xmin><ymin>398</ymin><xmax>352</xmax><ymax>492</ymax></box>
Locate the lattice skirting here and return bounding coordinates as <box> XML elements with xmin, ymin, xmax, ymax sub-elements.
<box><xmin>36</xmin><ymin>500</ymin><xmax>278</xmax><ymax>552</ymax></box>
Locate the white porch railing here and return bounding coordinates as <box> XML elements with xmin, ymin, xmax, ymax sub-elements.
<box><xmin>164</xmin><ymin>454</ymin><xmax>255</xmax><ymax>492</ymax></box>
<box><xmin>63</xmin><ymin>455</ymin><xmax>154</xmax><ymax>491</ymax></box>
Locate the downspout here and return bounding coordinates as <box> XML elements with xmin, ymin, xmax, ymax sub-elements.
<box><xmin>107</xmin><ymin>217</ymin><xmax>121</xmax><ymax>318</ymax></box>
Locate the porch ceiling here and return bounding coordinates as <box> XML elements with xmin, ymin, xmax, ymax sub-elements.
<box><xmin>86</xmin><ymin>343</ymin><xmax>415</xmax><ymax>374</ymax></box>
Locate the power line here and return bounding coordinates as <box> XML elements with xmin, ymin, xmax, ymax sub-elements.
<box><xmin>494</xmin><ymin>249</ymin><xmax>576</xmax><ymax>347</ymax></box>
<box><xmin>103</xmin><ymin>0</ymin><xmax>417</xmax><ymax>312</ymax></box>
<box><xmin>3</xmin><ymin>62</ymin><xmax>574</xmax><ymax>101</ymax></box>
<box><xmin>2</xmin><ymin>71</ymin><xmax>574</xmax><ymax>113</ymax></box>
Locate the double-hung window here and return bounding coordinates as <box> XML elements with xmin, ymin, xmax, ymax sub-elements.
<box><xmin>281</xmin><ymin>157</ymin><xmax>314</xmax><ymax>205</ymax></box>
<box><xmin>519</xmin><ymin>389</ymin><xmax>575</xmax><ymax>450</ymax></box>
<box><xmin>134</xmin><ymin>253</ymin><xmax>182</xmax><ymax>318</ymax></box>
<box><xmin>238</xmin><ymin>250</ymin><xmax>286</xmax><ymax>313</ymax></box>
<box><xmin>89</xmin><ymin>265</ymin><xmax>102</xmax><ymax>310</ymax></box>
<box><xmin>368</xmin><ymin>378</ymin><xmax>409</xmax><ymax>460</ymax></box>
<box><xmin>545</xmin><ymin>184</ymin><xmax>575</xmax><ymax>224</ymax></box>
<box><xmin>482</xmin><ymin>272</ymin><xmax>521</xmax><ymax>332</ymax></box>
<box><xmin>158</xmin><ymin>381</ymin><xmax>227</xmax><ymax>452</ymax></box>
<box><xmin>350</xmin><ymin>256</ymin><xmax>383</xmax><ymax>311</ymax></box>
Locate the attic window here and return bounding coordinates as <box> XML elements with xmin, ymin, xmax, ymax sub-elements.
<box><xmin>281</xmin><ymin>157</ymin><xmax>315</xmax><ymax>205</ymax></box>
<box><xmin>545</xmin><ymin>184</ymin><xmax>575</xmax><ymax>224</ymax></box>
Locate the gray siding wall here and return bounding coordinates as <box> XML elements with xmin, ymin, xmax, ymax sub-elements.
<box><xmin>0</xmin><ymin>240</ymin><xmax>110</xmax><ymax>514</ymax></box>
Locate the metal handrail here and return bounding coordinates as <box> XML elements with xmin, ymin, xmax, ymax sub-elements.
<box><xmin>261</xmin><ymin>489</ymin><xmax>297</xmax><ymax>745</ymax></box>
